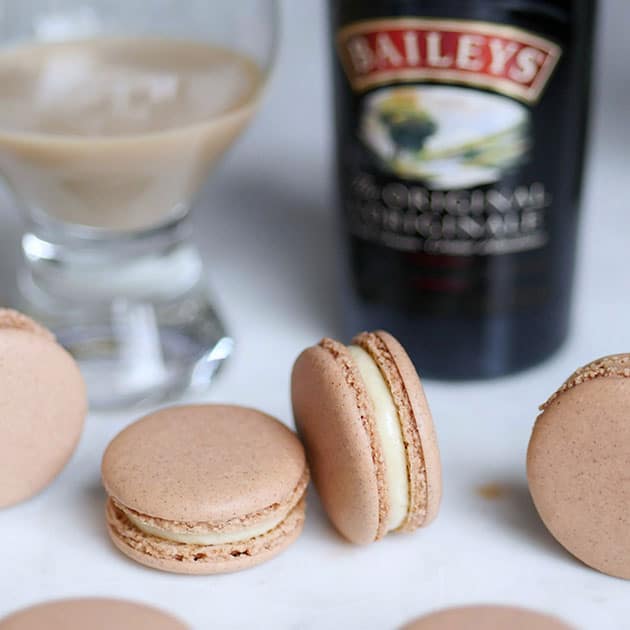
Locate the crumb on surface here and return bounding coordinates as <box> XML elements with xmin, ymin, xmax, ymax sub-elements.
<box><xmin>476</xmin><ymin>483</ymin><xmax>508</xmax><ymax>501</ymax></box>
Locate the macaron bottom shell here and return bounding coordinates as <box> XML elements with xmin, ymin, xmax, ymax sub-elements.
<box><xmin>106</xmin><ymin>496</ymin><xmax>306</xmax><ymax>575</ymax></box>
<box><xmin>353</xmin><ymin>330</ymin><xmax>441</xmax><ymax>531</ymax></box>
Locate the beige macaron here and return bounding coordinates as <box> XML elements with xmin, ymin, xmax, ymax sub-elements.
<box><xmin>0</xmin><ymin>308</ymin><xmax>87</xmax><ymax>509</ymax></box>
<box><xmin>528</xmin><ymin>354</ymin><xmax>630</xmax><ymax>579</ymax></box>
<box><xmin>102</xmin><ymin>404</ymin><xmax>309</xmax><ymax>574</ymax></box>
<box><xmin>402</xmin><ymin>605</ymin><xmax>572</xmax><ymax>629</ymax></box>
<box><xmin>291</xmin><ymin>330</ymin><xmax>441</xmax><ymax>544</ymax></box>
<box><xmin>0</xmin><ymin>598</ymin><xmax>187</xmax><ymax>629</ymax></box>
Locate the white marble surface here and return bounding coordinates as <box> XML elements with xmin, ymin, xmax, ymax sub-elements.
<box><xmin>1</xmin><ymin>2</ymin><xmax>629</xmax><ymax>628</ymax></box>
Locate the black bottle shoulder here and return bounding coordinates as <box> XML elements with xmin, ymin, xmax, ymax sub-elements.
<box><xmin>330</xmin><ymin>0</ymin><xmax>595</xmax><ymax>29</ymax></box>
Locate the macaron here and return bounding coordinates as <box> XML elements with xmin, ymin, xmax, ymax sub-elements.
<box><xmin>401</xmin><ymin>605</ymin><xmax>572</xmax><ymax>629</ymax></box>
<box><xmin>0</xmin><ymin>598</ymin><xmax>187</xmax><ymax>629</ymax></box>
<box><xmin>528</xmin><ymin>354</ymin><xmax>630</xmax><ymax>579</ymax></box>
<box><xmin>0</xmin><ymin>308</ymin><xmax>86</xmax><ymax>509</ymax></box>
<box><xmin>291</xmin><ymin>330</ymin><xmax>441</xmax><ymax>544</ymax></box>
<box><xmin>102</xmin><ymin>404</ymin><xmax>309</xmax><ymax>574</ymax></box>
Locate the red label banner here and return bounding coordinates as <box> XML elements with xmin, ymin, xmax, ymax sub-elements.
<box><xmin>337</xmin><ymin>18</ymin><xmax>562</xmax><ymax>103</ymax></box>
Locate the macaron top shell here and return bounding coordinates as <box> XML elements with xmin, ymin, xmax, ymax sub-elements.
<box><xmin>0</xmin><ymin>309</ymin><xmax>86</xmax><ymax>509</ymax></box>
<box><xmin>291</xmin><ymin>330</ymin><xmax>440</xmax><ymax>544</ymax></box>
<box><xmin>0</xmin><ymin>598</ymin><xmax>187</xmax><ymax>629</ymax></box>
<box><xmin>292</xmin><ymin>339</ymin><xmax>382</xmax><ymax>543</ymax></box>
<box><xmin>528</xmin><ymin>353</ymin><xmax>630</xmax><ymax>579</ymax></box>
<box><xmin>402</xmin><ymin>605</ymin><xmax>572</xmax><ymax>629</ymax></box>
<box><xmin>102</xmin><ymin>405</ymin><xmax>308</xmax><ymax>524</ymax></box>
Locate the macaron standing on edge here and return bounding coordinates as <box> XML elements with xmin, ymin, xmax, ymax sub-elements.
<box><xmin>291</xmin><ymin>330</ymin><xmax>441</xmax><ymax>544</ymax></box>
<box><xmin>102</xmin><ymin>404</ymin><xmax>310</xmax><ymax>574</ymax></box>
<box><xmin>0</xmin><ymin>598</ymin><xmax>188</xmax><ymax>630</ymax></box>
<box><xmin>527</xmin><ymin>353</ymin><xmax>630</xmax><ymax>579</ymax></box>
<box><xmin>0</xmin><ymin>308</ymin><xmax>87</xmax><ymax>509</ymax></box>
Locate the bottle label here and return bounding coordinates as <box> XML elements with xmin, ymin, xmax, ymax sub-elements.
<box><xmin>336</xmin><ymin>17</ymin><xmax>564</xmax><ymax>259</ymax></box>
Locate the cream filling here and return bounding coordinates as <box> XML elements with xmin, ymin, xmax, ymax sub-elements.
<box><xmin>125</xmin><ymin>508</ymin><xmax>288</xmax><ymax>546</ymax></box>
<box><xmin>348</xmin><ymin>345</ymin><xmax>409</xmax><ymax>532</ymax></box>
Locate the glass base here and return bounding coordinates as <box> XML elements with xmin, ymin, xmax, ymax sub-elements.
<box><xmin>18</xmin><ymin>218</ymin><xmax>232</xmax><ymax>409</ymax></box>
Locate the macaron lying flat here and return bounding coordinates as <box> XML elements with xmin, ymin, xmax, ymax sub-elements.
<box><xmin>402</xmin><ymin>605</ymin><xmax>572</xmax><ymax>629</ymax></box>
<box><xmin>0</xmin><ymin>308</ymin><xmax>87</xmax><ymax>509</ymax></box>
<box><xmin>528</xmin><ymin>354</ymin><xmax>630</xmax><ymax>579</ymax></box>
<box><xmin>0</xmin><ymin>598</ymin><xmax>187</xmax><ymax>629</ymax></box>
<box><xmin>102</xmin><ymin>404</ymin><xmax>309</xmax><ymax>574</ymax></box>
<box><xmin>291</xmin><ymin>330</ymin><xmax>441</xmax><ymax>544</ymax></box>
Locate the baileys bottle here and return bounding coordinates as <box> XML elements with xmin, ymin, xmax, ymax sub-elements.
<box><xmin>330</xmin><ymin>0</ymin><xmax>597</xmax><ymax>378</ymax></box>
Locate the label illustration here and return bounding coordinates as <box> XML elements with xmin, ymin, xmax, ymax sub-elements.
<box><xmin>360</xmin><ymin>85</ymin><xmax>530</xmax><ymax>188</ymax></box>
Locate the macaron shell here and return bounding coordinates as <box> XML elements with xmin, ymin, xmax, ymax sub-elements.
<box><xmin>354</xmin><ymin>330</ymin><xmax>442</xmax><ymax>530</ymax></box>
<box><xmin>0</xmin><ymin>598</ymin><xmax>187</xmax><ymax>629</ymax></box>
<box><xmin>0</xmin><ymin>327</ymin><xmax>86</xmax><ymax>508</ymax></box>
<box><xmin>402</xmin><ymin>605</ymin><xmax>572</xmax><ymax>629</ymax></box>
<box><xmin>106</xmin><ymin>496</ymin><xmax>306</xmax><ymax>575</ymax></box>
<box><xmin>528</xmin><ymin>373</ymin><xmax>630</xmax><ymax>579</ymax></box>
<box><xmin>0</xmin><ymin>308</ymin><xmax>54</xmax><ymax>341</ymax></box>
<box><xmin>291</xmin><ymin>343</ymin><xmax>382</xmax><ymax>544</ymax></box>
<box><xmin>540</xmin><ymin>353</ymin><xmax>630</xmax><ymax>409</ymax></box>
<box><xmin>102</xmin><ymin>405</ymin><xmax>307</xmax><ymax>524</ymax></box>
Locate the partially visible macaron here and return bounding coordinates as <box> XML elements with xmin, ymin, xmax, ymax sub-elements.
<box><xmin>0</xmin><ymin>308</ymin><xmax>86</xmax><ymax>509</ymax></box>
<box><xmin>528</xmin><ymin>354</ymin><xmax>630</xmax><ymax>579</ymax></box>
<box><xmin>291</xmin><ymin>330</ymin><xmax>441</xmax><ymax>544</ymax></box>
<box><xmin>401</xmin><ymin>605</ymin><xmax>572</xmax><ymax>629</ymax></box>
<box><xmin>102</xmin><ymin>404</ymin><xmax>309</xmax><ymax>574</ymax></box>
<box><xmin>0</xmin><ymin>598</ymin><xmax>187</xmax><ymax>629</ymax></box>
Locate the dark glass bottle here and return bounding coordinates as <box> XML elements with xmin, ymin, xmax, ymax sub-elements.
<box><xmin>330</xmin><ymin>0</ymin><xmax>596</xmax><ymax>379</ymax></box>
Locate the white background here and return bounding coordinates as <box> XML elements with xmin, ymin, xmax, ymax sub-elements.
<box><xmin>1</xmin><ymin>2</ymin><xmax>629</xmax><ymax>629</ymax></box>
